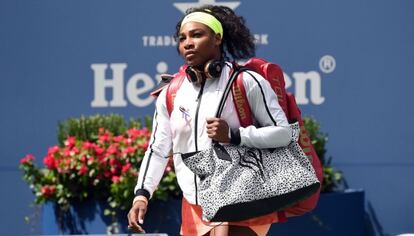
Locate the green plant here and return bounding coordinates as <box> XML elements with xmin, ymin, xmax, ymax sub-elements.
<box><xmin>19</xmin><ymin>114</ymin><xmax>180</xmax><ymax>232</ymax></box>
<box><xmin>303</xmin><ymin>116</ymin><xmax>343</xmax><ymax>192</ymax></box>
<box><xmin>57</xmin><ymin>114</ymin><xmax>151</xmax><ymax>146</ymax></box>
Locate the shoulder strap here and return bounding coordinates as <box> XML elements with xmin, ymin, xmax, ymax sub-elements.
<box><xmin>231</xmin><ymin>69</ymin><xmax>254</xmax><ymax>127</ymax></box>
<box><xmin>215</xmin><ymin>68</ymin><xmax>243</xmax><ymax>118</ymax></box>
<box><xmin>166</xmin><ymin>73</ymin><xmax>185</xmax><ymax>117</ymax></box>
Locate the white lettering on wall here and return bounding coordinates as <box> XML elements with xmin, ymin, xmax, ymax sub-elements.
<box><xmin>90</xmin><ymin>64</ymin><xmax>128</xmax><ymax>107</ymax></box>
<box><xmin>155</xmin><ymin>61</ymin><xmax>169</xmax><ymax>83</ymax></box>
<box><xmin>254</xmin><ymin>34</ymin><xmax>269</xmax><ymax>45</ymax></box>
<box><xmin>285</xmin><ymin>71</ymin><xmax>325</xmax><ymax>105</ymax></box>
<box><xmin>319</xmin><ymin>55</ymin><xmax>336</xmax><ymax>74</ymax></box>
<box><xmin>141</xmin><ymin>34</ymin><xmax>269</xmax><ymax>47</ymax></box>
<box><xmin>142</xmin><ymin>36</ymin><xmax>178</xmax><ymax>47</ymax></box>
<box><xmin>127</xmin><ymin>73</ymin><xmax>154</xmax><ymax>107</ymax></box>
<box><xmin>91</xmin><ymin>58</ymin><xmax>332</xmax><ymax>107</ymax></box>
<box><xmin>91</xmin><ymin>62</ymin><xmax>169</xmax><ymax>108</ymax></box>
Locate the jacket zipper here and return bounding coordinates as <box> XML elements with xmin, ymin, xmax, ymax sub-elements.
<box><xmin>193</xmin><ymin>81</ymin><xmax>205</xmax><ymax>205</ymax></box>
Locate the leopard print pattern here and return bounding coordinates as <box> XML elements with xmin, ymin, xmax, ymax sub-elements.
<box><xmin>182</xmin><ymin>122</ymin><xmax>320</xmax><ymax>221</ymax></box>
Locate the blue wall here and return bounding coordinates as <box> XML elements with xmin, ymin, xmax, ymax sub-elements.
<box><xmin>1</xmin><ymin>0</ymin><xmax>413</xmax><ymax>235</ymax></box>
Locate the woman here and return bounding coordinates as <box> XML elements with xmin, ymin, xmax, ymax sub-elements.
<box><xmin>128</xmin><ymin>5</ymin><xmax>292</xmax><ymax>236</ymax></box>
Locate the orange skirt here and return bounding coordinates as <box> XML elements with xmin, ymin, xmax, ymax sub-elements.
<box><xmin>180</xmin><ymin>198</ymin><xmax>282</xmax><ymax>236</ymax></box>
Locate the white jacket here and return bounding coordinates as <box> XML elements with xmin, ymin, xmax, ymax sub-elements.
<box><xmin>134</xmin><ymin>62</ymin><xmax>292</xmax><ymax>205</ymax></box>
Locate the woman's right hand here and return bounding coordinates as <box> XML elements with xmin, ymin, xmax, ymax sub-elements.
<box><xmin>127</xmin><ymin>200</ymin><xmax>147</xmax><ymax>233</ymax></box>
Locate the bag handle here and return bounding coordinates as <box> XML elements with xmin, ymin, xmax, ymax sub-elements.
<box><xmin>215</xmin><ymin>68</ymin><xmax>246</xmax><ymax>118</ymax></box>
<box><xmin>211</xmin><ymin>66</ymin><xmax>244</xmax><ymax>155</ymax></box>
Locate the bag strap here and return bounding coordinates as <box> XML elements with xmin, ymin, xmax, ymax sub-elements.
<box><xmin>215</xmin><ymin>68</ymin><xmax>244</xmax><ymax>118</ymax></box>
<box><xmin>231</xmin><ymin>70</ymin><xmax>254</xmax><ymax>127</ymax></box>
<box><xmin>166</xmin><ymin>73</ymin><xmax>185</xmax><ymax>116</ymax></box>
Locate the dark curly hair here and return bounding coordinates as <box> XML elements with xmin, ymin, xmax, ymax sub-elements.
<box><xmin>175</xmin><ymin>5</ymin><xmax>256</xmax><ymax>61</ymax></box>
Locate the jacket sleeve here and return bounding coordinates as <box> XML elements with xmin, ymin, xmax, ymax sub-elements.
<box><xmin>134</xmin><ymin>88</ymin><xmax>172</xmax><ymax>200</ymax></box>
<box><xmin>237</xmin><ymin>70</ymin><xmax>292</xmax><ymax>149</ymax></box>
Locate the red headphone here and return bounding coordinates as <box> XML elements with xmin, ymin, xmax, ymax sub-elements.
<box><xmin>185</xmin><ymin>59</ymin><xmax>224</xmax><ymax>84</ymax></box>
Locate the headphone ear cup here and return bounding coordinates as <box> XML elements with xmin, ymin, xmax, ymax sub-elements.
<box><xmin>185</xmin><ymin>66</ymin><xmax>198</xmax><ymax>83</ymax></box>
<box><xmin>205</xmin><ymin>60</ymin><xmax>223</xmax><ymax>79</ymax></box>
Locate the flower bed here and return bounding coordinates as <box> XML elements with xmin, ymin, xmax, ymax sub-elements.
<box><xmin>19</xmin><ymin>114</ymin><xmax>342</xmax><ymax>233</ymax></box>
<box><xmin>19</xmin><ymin>114</ymin><xmax>180</xmax><ymax>233</ymax></box>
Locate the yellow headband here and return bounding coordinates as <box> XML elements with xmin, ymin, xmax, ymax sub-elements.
<box><xmin>181</xmin><ymin>11</ymin><xmax>223</xmax><ymax>38</ymax></box>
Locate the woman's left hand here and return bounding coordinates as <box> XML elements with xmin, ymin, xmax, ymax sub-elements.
<box><xmin>206</xmin><ymin>117</ymin><xmax>230</xmax><ymax>143</ymax></box>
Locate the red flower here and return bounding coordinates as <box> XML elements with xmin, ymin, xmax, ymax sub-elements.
<box><xmin>138</xmin><ymin>141</ymin><xmax>149</xmax><ymax>151</ymax></box>
<box><xmin>65</xmin><ymin>159</ymin><xmax>72</xmax><ymax>169</ymax></box>
<box><xmin>127</xmin><ymin>128</ymin><xmax>141</xmax><ymax>140</ymax></box>
<box><xmin>111</xmin><ymin>175</ymin><xmax>121</xmax><ymax>183</ymax></box>
<box><xmin>99</xmin><ymin>133</ymin><xmax>110</xmax><ymax>143</ymax></box>
<box><xmin>63</xmin><ymin>148</ymin><xmax>71</xmax><ymax>157</ymax></box>
<box><xmin>71</xmin><ymin>147</ymin><xmax>80</xmax><ymax>155</ymax></box>
<box><xmin>126</xmin><ymin>138</ymin><xmax>133</xmax><ymax>145</ymax></box>
<box><xmin>47</xmin><ymin>146</ymin><xmax>59</xmax><ymax>155</ymax></box>
<box><xmin>98</xmin><ymin>127</ymin><xmax>105</xmax><ymax>135</ymax></box>
<box><xmin>144</xmin><ymin>129</ymin><xmax>151</xmax><ymax>137</ymax></box>
<box><xmin>80</xmin><ymin>155</ymin><xmax>87</xmax><ymax>162</ymax></box>
<box><xmin>121</xmin><ymin>163</ymin><xmax>131</xmax><ymax>173</ymax></box>
<box><xmin>97</xmin><ymin>156</ymin><xmax>106</xmax><ymax>166</ymax></box>
<box><xmin>111</xmin><ymin>167</ymin><xmax>119</xmax><ymax>175</ymax></box>
<box><xmin>123</xmin><ymin>146</ymin><xmax>136</xmax><ymax>155</ymax></box>
<box><xmin>113</xmin><ymin>135</ymin><xmax>125</xmax><ymax>143</ymax></box>
<box><xmin>94</xmin><ymin>146</ymin><xmax>105</xmax><ymax>155</ymax></box>
<box><xmin>107</xmin><ymin>144</ymin><xmax>119</xmax><ymax>155</ymax></box>
<box><xmin>64</xmin><ymin>136</ymin><xmax>76</xmax><ymax>148</ymax></box>
<box><xmin>43</xmin><ymin>155</ymin><xmax>57</xmax><ymax>169</ymax></box>
<box><xmin>78</xmin><ymin>164</ymin><xmax>88</xmax><ymax>175</ymax></box>
<box><xmin>82</xmin><ymin>141</ymin><xmax>93</xmax><ymax>150</ymax></box>
<box><xmin>41</xmin><ymin>185</ymin><xmax>56</xmax><ymax>198</ymax></box>
<box><xmin>87</xmin><ymin>157</ymin><xmax>95</xmax><ymax>166</ymax></box>
<box><xmin>20</xmin><ymin>154</ymin><xmax>34</xmax><ymax>165</ymax></box>
<box><xmin>109</xmin><ymin>158</ymin><xmax>117</xmax><ymax>166</ymax></box>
